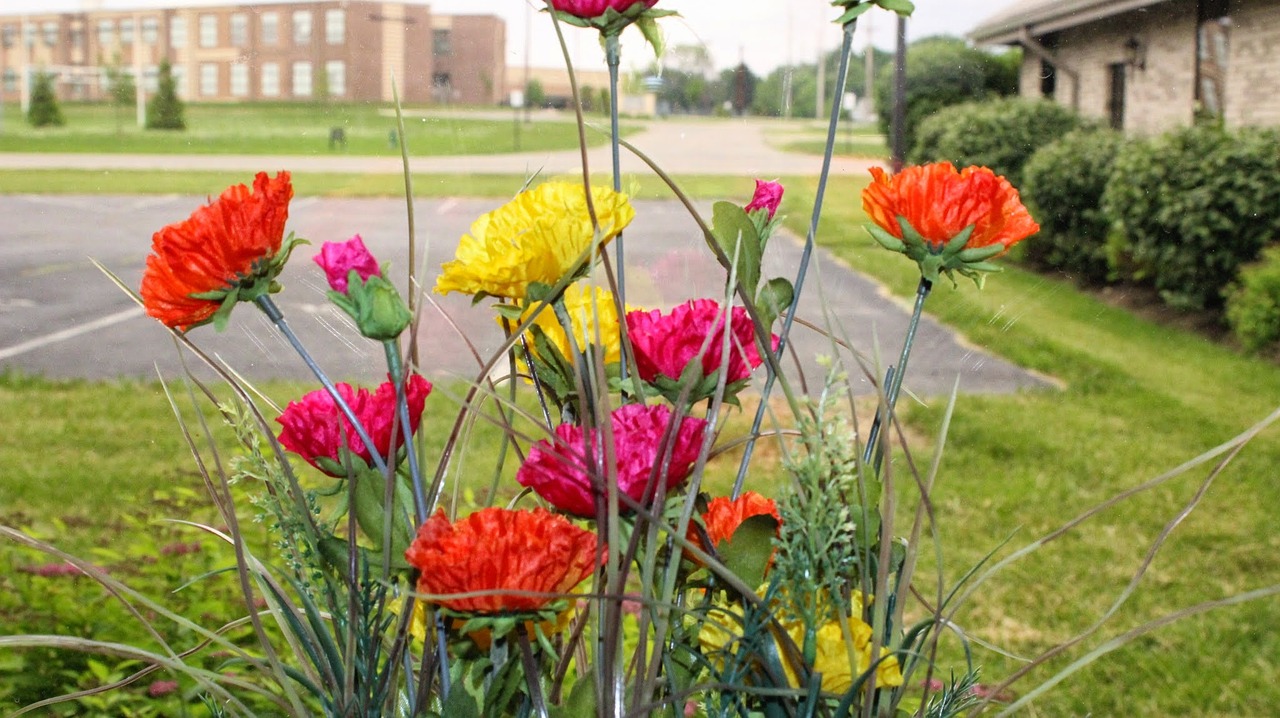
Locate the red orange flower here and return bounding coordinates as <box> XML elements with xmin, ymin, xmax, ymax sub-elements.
<box><xmin>276</xmin><ymin>375</ymin><xmax>432</xmax><ymax>477</ymax></box>
<box><xmin>140</xmin><ymin>171</ymin><xmax>296</xmax><ymax>331</ymax></box>
<box><xmin>404</xmin><ymin>507</ymin><xmax>599</xmax><ymax>615</ymax></box>
<box><xmin>701</xmin><ymin>492</ymin><xmax>780</xmax><ymax>549</ymax></box>
<box><xmin>516</xmin><ymin>403</ymin><xmax>708</xmax><ymax>518</ymax></box>
<box><xmin>862</xmin><ymin>163</ymin><xmax>1038</xmax><ymax>254</ymax></box>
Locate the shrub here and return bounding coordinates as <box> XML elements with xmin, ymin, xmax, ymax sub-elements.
<box><xmin>1021</xmin><ymin>128</ymin><xmax>1126</xmax><ymax>284</ymax></box>
<box><xmin>873</xmin><ymin>38</ymin><xmax>1017</xmax><ymax>156</ymax></box>
<box><xmin>145</xmin><ymin>59</ymin><xmax>185</xmax><ymax>131</ymax></box>
<box><xmin>1226</xmin><ymin>246</ymin><xmax>1280</xmax><ymax>353</ymax></box>
<box><xmin>26</xmin><ymin>72</ymin><xmax>64</xmax><ymax>128</ymax></box>
<box><xmin>909</xmin><ymin>97</ymin><xmax>1084</xmax><ymax>187</ymax></box>
<box><xmin>1102</xmin><ymin>124</ymin><xmax>1280</xmax><ymax>310</ymax></box>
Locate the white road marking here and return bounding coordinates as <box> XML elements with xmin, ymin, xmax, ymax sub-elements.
<box><xmin>0</xmin><ymin>306</ymin><xmax>144</xmax><ymax>361</ymax></box>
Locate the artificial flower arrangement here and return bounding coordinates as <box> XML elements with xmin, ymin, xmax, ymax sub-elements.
<box><xmin>6</xmin><ymin>0</ymin><xmax>1269</xmax><ymax>716</ymax></box>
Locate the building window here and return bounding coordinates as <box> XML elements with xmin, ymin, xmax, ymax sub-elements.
<box><xmin>70</xmin><ymin>27</ymin><xmax>85</xmax><ymax>50</ymax></box>
<box><xmin>1039</xmin><ymin>60</ymin><xmax>1056</xmax><ymax>99</ymax></box>
<box><xmin>433</xmin><ymin>29</ymin><xmax>451</xmax><ymax>57</ymax></box>
<box><xmin>2</xmin><ymin>68</ymin><xmax>17</xmax><ymax>93</ymax></box>
<box><xmin>143</xmin><ymin>65</ymin><xmax>158</xmax><ymax>92</ymax></box>
<box><xmin>230</xmin><ymin>13</ymin><xmax>247</xmax><ymax>47</ymax></box>
<box><xmin>230</xmin><ymin>63</ymin><xmax>249</xmax><ymax>97</ymax></box>
<box><xmin>292</xmin><ymin>11</ymin><xmax>312</xmax><ymax>45</ymax></box>
<box><xmin>200</xmin><ymin>62</ymin><xmax>218</xmax><ymax>96</ymax></box>
<box><xmin>1196</xmin><ymin>0</ymin><xmax>1230</xmax><ymax>120</ymax></box>
<box><xmin>325</xmin><ymin>60</ymin><xmax>346</xmax><ymax>97</ymax></box>
<box><xmin>119</xmin><ymin>19</ymin><xmax>134</xmax><ymax>45</ymax></box>
<box><xmin>198</xmin><ymin>14</ymin><xmax>217</xmax><ymax>48</ymax></box>
<box><xmin>1107</xmin><ymin>62</ymin><xmax>1126</xmax><ymax>130</ymax></box>
<box><xmin>97</xmin><ymin>19</ymin><xmax>115</xmax><ymax>48</ymax></box>
<box><xmin>141</xmin><ymin>17</ymin><xmax>158</xmax><ymax>45</ymax></box>
<box><xmin>171</xmin><ymin>65</ymin><xmax>186</xmax><ymax>95</ymax></box>
<box><xmin>41</xmin><ymin>21</ymin><xmax>57</xmax><ymax>47</ymax></box>
<box><xmin>169</xmin><ymin>16</ymin><xmax>187</xmax><ymax>48</ymax></box>
<box><xmin>292</xmin><ymin>61</ymin><xmax>312</xmax><ymax>97</ymax></box>
<box><xmin>325</xmin><ymin>9</ymin><xmax>345</xmax><ymax>44</ymax></box>
<box><xmin>0</xmin><ymin>25</ymin><xmax>13</xmax><ymax>49</ymax></box>
<box><xmin>261</xmin><ymin>12</ymin><xmax>278</xmax><ymax>46</ymax></box>
<box><xmin>261</xmin><ymin>62</ymin><xmax>280</xmax><ymax>97</ymax></box>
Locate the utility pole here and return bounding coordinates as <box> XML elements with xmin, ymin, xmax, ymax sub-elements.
<box><xmin>523</xmin><ymin>0</ymin><xmax>532</xmax><ymax>122</ymax></box>
<box><xmin>815</xmin><ymin>7</ymin><xmax>825</xmax><ymax>120</ymax></box>
<box><xmin>19</xmin><ymin>15</ymin><xmax>31</xmax><ymax>116</ymax></box>
<box><xmin>133</xmin><ymin>12</ymin><xmax>145</xmax><ymax>128</ymax></box>
<box><xmin>863</xmin><ymin>10</ymin><xmax>875</xmax><ymax>121</ymax></box>
<box><xmin>891</xmin><ymin>14</ymin><xmax>907</xmax><ymax>172</ymax></box>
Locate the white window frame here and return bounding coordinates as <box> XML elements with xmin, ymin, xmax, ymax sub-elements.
<box><xmin>324</xmin><ymin>9</ymin><xmax>345</xmax><ymax>45</ymax></box>
<box><xmin>229</xmin><ymin>13</ymin><xmax>247</xmax><ymax>47</ymax></box>
<box><xmin>324</xmin><ymin>60</ymin><xmax>346</xmax><ymax>97</ymax></box>
<box><xmin>141</xmin><ymin>17</ymin><xmax>158</xmax><ymax>45</ymax></box>
<box><xmin>198</xmin><ymin>14</ymin><xmax>217</xmax><ymax>49</ymax></box>
<box><xmin>261</xmin><ymin>62</ymin><xmax>280</xmax><ymax>97</ymax></box>
<box><xmin>292</xmin><ymin>60</ymin><xmax>312</xmax><ymax>97</ymax></box>
<box><xmin>168</xmin><ymin>16</ymin><xmax>186</xmax><ymax>48</ymax></box>
<box><xmin>199</xmin><ymin>62</ymin><xmax>218</xmax><ymax>97</ymax></box>
<box><xmin>260</xmin><ymin>12</ymin><xmax>278</xmax><ymax>46</ymax></box>
<box><xmin>292</xmin><ymin>11</ymin><xmax>312</xmax><ymax>46</ymax></box>
<box><xmin>230</xmin><ymin>63</ymin><xmax>249</xmax><ymax>97</ymax></box>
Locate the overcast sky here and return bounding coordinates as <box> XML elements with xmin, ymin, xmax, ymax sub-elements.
<box><xmin>0</xmin><ymin>0</ymin><xmax>1020</xmax><ymax>73</ymax></box>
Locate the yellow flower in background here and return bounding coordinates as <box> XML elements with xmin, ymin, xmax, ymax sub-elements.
<box><xmin>515</xmin><ymin>284</ymin><xmax>629</xmax><ymax>366</ymax></box>
<box><xmin>781</xmin><ymin>616</ymin><xmax>904</xmax><ymax>695</ymax></box>
<box><xmin>435</xmin><ymin>182</ymin><xmax>634</xmax><ymax>301</ymax></box>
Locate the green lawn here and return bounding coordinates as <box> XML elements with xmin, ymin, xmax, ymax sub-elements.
<box><xmin>0</xmin><ymin>102</ymin><xmax>623</xmax><ymax>156</ymax></box>
<box><xmin>1</xmin><ymin>174</ymin><xmax>1277</xmax><ymax>714</ymax></box>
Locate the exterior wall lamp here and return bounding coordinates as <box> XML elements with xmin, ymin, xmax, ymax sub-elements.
<box><xmin>1124</xmin><ymin>36</ymin><xmax>1146</xmax><ymax>71</ymax></box>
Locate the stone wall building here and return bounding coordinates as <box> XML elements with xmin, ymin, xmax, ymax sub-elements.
<box><xmin>0</xmin><ymin>1</ymin><xmax>505</xmax><ymax>108</ymax></box>
<box><xmin>971</xmin><ymin>0</ymin><xmax>1280</xmax><ymax>133</ymax></box>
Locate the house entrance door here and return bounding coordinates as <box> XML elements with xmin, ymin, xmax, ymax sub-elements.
<box><xmin>1107</xmin><ymin>63</ymin><xmax>1126</xmax><ymax>130</ymax></box>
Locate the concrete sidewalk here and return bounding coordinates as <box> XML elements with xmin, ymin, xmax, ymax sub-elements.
<box><xmin>0</xmin><ymin>117</ymin><xmax>882</xmax><ymax>178</ymax></box>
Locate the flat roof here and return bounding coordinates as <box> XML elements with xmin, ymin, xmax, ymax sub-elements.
<box><xmin>970</xmin><ymin>0</ymin><xmax>1172</xmax><ymax>44</ymax></box>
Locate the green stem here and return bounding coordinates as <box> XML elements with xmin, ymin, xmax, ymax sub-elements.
<box><xmin>254</xmin><ymin>295</ymin><xmax>388</xmax><ymax>476</ymax></box>
<box><xmin>606</xmin><ymin>32</ymin><xmax>628</xmax><ymax>380</ymax></box>
<box><xmin>732</xmin><ymin>19</ymin><xmax>859</xmax><ymax>498</ymax></box>
<box><xmin>864</xmin><ymin>277</ymin><xmax>933</xmax><ymax>474</ymax></box>
<box><xmin>384</xmin><ymin>341</ymin><xmax>427</xmax><ymax>525</ymax></box>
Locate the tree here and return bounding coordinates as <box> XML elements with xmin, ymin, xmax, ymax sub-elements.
<box><xmin>525</xmin><ymin>78</ymin><xmax>546</xmax><ymax>109</ymax></box>
<box><xmin>103</xmin><ymin>54</ymin><xmax>136</xmax><ymax>132</ymax></box>
<box><xmin>872</xmin><ymin>37</ymin><xmax>1017</xmax><ymax>153</ymax></box>
<box><xmin>146</xmin><ymin>59</ymin><xmax>185</xmax><ymax>131</ymax></box>
<box><xmin>26</xmin><ymin>71</ymin><xmax>64</xmax><ymax>128</ymax></box>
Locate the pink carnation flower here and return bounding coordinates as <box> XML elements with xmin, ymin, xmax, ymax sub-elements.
<box><xmin>516</xmin><ymin>404</ymin><xmax>708</xmax><ymax>517</ymax></box>
<box><xmin>745</xmin><ymin>179</ymin><xmax>784</xmax><ymax>220</ymax></box>
<box><xmin>276</xmin><ymin>375</ymin><xmax>432</xmax><ymax>476</ymax></box>
<box><xmin>549</xmin><ymin>0</ymin><xmax>658</xmax><ymax>19</ymax></box>
<box><xmin>625</xmin><ymin>299</ymin><xmax>775</xmax><ymax>385</ymax></box>
<box><xmin>314</xmin><ymin>234</ymin><xmax>382</xmax><ymax>294</ymax></box>
<box><xmin>147</xmin><ymin>679</ymin><xmax>179</xmax><ymax>698</ymax></box>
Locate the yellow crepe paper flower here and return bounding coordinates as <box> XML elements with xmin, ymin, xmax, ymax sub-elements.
<box><xmin>435</xmin><ymin>182</ymin><xmax>635</xmax><ymax>300</ymax></box>
<box><xmin>513</xmin><ymin>284</ymin><xmax>629</xmax><ymax>366</ymax></box>
<box><xmin>696</xmin><ymin>589</ymin><xmax>902</xmax><ymax>696</ymax></box>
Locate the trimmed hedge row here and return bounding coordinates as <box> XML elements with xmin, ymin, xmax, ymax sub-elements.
<box><xmin>910</xmin><ymin>99</ymin><xmax>1280</xmax><ymax>353</ymax></box>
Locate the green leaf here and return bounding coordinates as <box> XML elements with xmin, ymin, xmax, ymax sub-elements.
<box><xmin>712</xmin><ymin>201</ymin><xmax>763</xmax><ymax>295</ymax></box>
<box><xmin>441</xmin><ymin>679</ymin><xmax>482</xmax><ymax>718</ymax></box>
<box><xmin>876</xmin><ymin>0</ymin><xmax>916</xmax><ymax>15</ymax></box>
<box><xmin>719</xmin><ymin>514</ymin><xmax>779</xmax><ymax>590</ymax></box>
<box><xmin>634</xmin><ymin>15</ymin><xmax>665</xmax><ymax>56</ymax></box>
<box><xmin>757</xmin><ymin>277</ymin><xmax>795</xmax><ymax>329</ymax></box>
<box><xmin>550</xmin><ymin>672</ymin><xmax>597</xmax><ymax>718</ymax></box>
<box><xmin>866</xmin><ymin>224</ymin><xmax>907</xmax><ymax>254</ymax></box>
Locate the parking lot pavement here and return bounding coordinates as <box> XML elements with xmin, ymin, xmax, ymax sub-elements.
<box><xmin>0</xmin><ymin>194</ymin><xmax>1051</xmax><ymax>398</ymax></box>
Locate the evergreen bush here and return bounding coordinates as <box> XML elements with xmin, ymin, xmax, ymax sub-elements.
<box><xmin>1102</xmin><ymin>124</ymin><xmax>1280</xmax><ymax>310</ymax></box>
<box><xmin>146</xmin><ymin>60</ymin><xmax>186</xmax><ymax>131</ymax></box>
<box><xmin>1226</xmin><ymin>246</ymin><xmax>1280</xmax><ymax>354</ymax></box>
<box><xmin>26</xmin><ymin>72</ymin><xmax>64</xmax><ymax>128</ymax></box>
<box><xmin>909</xmin><ymin>97</ymin><xmax>1084</xmax><ymax>187</ymax></box>
<box><xmin>1021</xmin><ymin>128</ymin><xmax>1126</xmax><ymax>284</ymax></box>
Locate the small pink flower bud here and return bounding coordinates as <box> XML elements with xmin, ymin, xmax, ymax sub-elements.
<box><xmin>314</xmin><ymin>235</ymin><xmax>381</xmax><ymax>294</ymax></box>
<box><xmin>745</xmin><ymin>179</ymin><xmax>784</xmax><ymax>220</ymax></box>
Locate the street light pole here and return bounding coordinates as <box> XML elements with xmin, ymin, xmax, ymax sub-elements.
<box><xmin>891</xmin><ymin>13</ymin><xmax>907</xmax><ymax>172</ymax></box>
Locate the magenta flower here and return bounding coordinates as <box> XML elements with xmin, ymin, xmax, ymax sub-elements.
<box><xmin>549</xmin><ymin>0</ymin><xmax>658</xmax><ymax>20</ymax></box>
<box><xmin>276</xmin><ymin>375</ymin><xmax>432</xmax><ymax>477</ymax></box>
<box><xmin>148</xmin><ymin>680</ymin><xmax>180</xmax><ymax>698</ymax></box>
<box><xmin>516</xmin><ymin>403</ymin><xmax>708</xmax><ymax>517</ymax></box>
<box><xmin>745</xmin><ymin>179</ymin><xmax>784</xmax><ymax>220</ymax></box>
<box><xmin>315</xmin><ymin>234</ymin><xmax>381</xmax><ymax>294</ymax></box>
<box><xmin>625</xmin><ymin>299</ymin><xmax>775</xmax><ymax>386</ymax></box>
<box><xmin>19</xmin><ymin>562</ymin><xmax>87</xmax><ymax>578</ymax></box>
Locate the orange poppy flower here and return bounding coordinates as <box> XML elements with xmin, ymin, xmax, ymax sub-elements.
<box><xmin>140</xmin><ymin>171</ymin><xmax>294</xmax><ymax>331</ymax></box>
<box><xmin>862</xmin><ymin>162</ymin><xmax>1038</xmax><ymax>254</ymax></box>
<box><xmin>702</xmin><ymin>492</ymin><xmax>780</xmax><ymax>548</ymax></box>
<box><xmin>405</xmin><ymin>507</ymin><xmax>599</xmax><ymax>615</ymax></box>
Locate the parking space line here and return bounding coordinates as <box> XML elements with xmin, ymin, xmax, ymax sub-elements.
<box><xmin>0</xmin><ymin>306</ymin><xmax>144</xmax><ymax>361</ymax></box>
